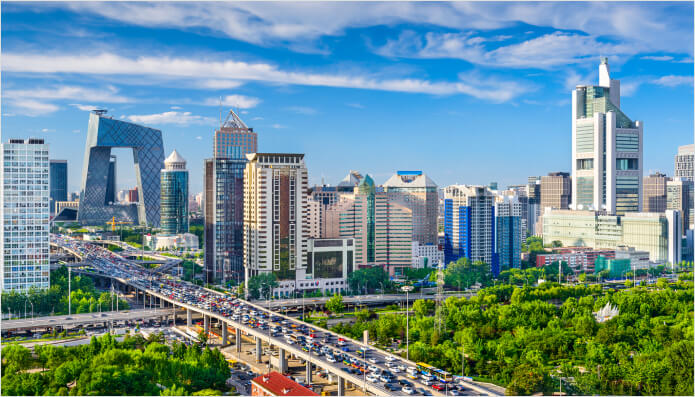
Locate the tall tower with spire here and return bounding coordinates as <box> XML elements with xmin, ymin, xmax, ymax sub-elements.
<box><xmin>160</xmin><ymin>149</ymin><xmax>189</xmax><ymax>234</ymax></box>
<box><xmin>571</xmin><ymin>58</ymin><xmax>643</xmax><ymax>215</ymax></box>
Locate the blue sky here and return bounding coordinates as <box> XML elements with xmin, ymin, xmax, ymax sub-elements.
<box><xmin>2</xmin><ymin>1</ymin><xmax>693</xmax><ymax>194</ymax></box>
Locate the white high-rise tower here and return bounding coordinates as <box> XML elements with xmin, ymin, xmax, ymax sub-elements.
<box><xmin>571</xmin><ymin>57</ymin><xmax>643</xmax><ymax>215</ymax></box>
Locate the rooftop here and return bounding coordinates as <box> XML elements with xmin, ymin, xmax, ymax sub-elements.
<box><xmin>251</xmin><ymin>372</ymin><xmax>318</xmax><ymax>396</ymax></box>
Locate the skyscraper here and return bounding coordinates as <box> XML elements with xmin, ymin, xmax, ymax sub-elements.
<box><xmin>443</xmin><ymin>185</ymin><xmax>497</xmax><ymax>272</ymax></box>
<box><xmin>160</xmin><ymin>150</ymin><xmax>189</xmax><ymax>234</ymax></box>
<box><xmin>495</xmin><ymin>196</ymin><xmax>522</xmax><ymax>271</ymax></box>
<box><xmin>49</xmin><ymin>160</ymin><xmax>67</xmax><ymax>215</ymax></box>
<box><xmin>383</xmin><ymin>171</ymin><xmax>438</xmax><ymax>245</ymax></box>
<box><xmin>526</xmin><ymin>176</ymin><xmax>541</xmax><ymax>235</ymax></box>
<box><xmin>243</xmin><ymin>153</ymin><xmax>309</xmax><ymax>294</ymax></box>
<box><xmin>643</xmin><ymin>172</ymin><xmax>669</xmax><ymax>213</ymax></box>
<box><xmin>106</xmin><ymin>155</ymin><xmax>116</xmax><ymax>205</ymax></box>
<box><xmin>205</xmin><ymin>110</ymin><xmax>257</xmax><ymax>283</ymax></box>
<box><xmin>675</xmin><ymin>144</ymin><xmax>694</xmax><ymax>181</ymax></box>
<box><xmin>667</xmin><ymin>178</ymin><xmax>693</xmax><ymax>233</ymax></box>
<box><xmin>1</xmin><ymin>138</ymin><xmax>50</xmax><ymax>291</ymax></box>
<box><xmin>339</xmin><ymin>176</ymin><xmax>413</xmax><ymax>277</ymax></box>
<box><xmin>540</xmin><ymin>172</ymin><xmax>570</xmax><ymax>210</ymax></box>
<box><xmin>78</xmin><ymin>110</ymin><xmax>164</xmax><ymax>226</ymax></box>
<box><xmin>571</xmin><ymin>58</ymin><xmax>643</xmax><ymax>215</ymax></box>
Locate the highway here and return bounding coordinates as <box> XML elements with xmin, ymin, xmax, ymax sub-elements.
<box><xmin>49</xmin><ymin>234</ymin><xmax>498</xmax><ymax>396</ymax></box>
<box><xmin>3</xmin><ymin>309</ymin><xmax>171</xmax><ymax>331</ymax></box>
<box><xmin>259</xmin><ymin>292</ymin><xmax>474</xmax><ymax>312</ymax></box>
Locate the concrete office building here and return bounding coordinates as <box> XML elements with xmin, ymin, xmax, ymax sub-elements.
<box><xmin>541</xmin><ymin>172</ymin><xmax>571</xmax><ymax>210</ymax></box>
<box><xmin>205</xmin><ymin>110</ymin><xmax>257</xmax><ymax>283</ymax></box>
<box><xmin>78</xmin><ymin>110</ymin><xmax>164</xmax><ymax>226</ymax></box>
<box><xmin>495</xmin><ymin>196</ymin><xmax>522</xmax><ymax>270</ymax></box>
<box><xmin>572</xmin><ymin>58</ymin><xmax>643</xmax><ymax>215</ymax></box>
<box><xmin>339</xmin><ymin>176</ymin><xmax>413</xmax><ymax>277</ymax></box>
<box><xmin>383</xmin><ymin>171</ymin><xmax>439</xmax><ymax>245</ymax></box>
<box><xmin>49</xmin><ymin>160</ymin><xmax>67</xmax><ymax>216</ymax></box>
<box><xmin>160</xmin><ymin>150</ymin><xmax>189</xmax><ymax>235</ymax></box>
<box><xmin>666</xmin><ymin>178</ymin><xmax>693</xmax><ymax>233</ymax></box>
<box><xmin>542</xmin><ymin>208</ymin><xmax>680</xmax><ymax>263</ymax></box>
<box><xmin>675</xmin><ymin>144</ymin><xmax>694</xmax><ymax>181</ymax></box>
<box><xmin>243</xmin><ymin>153</ymin><xmax>309</xmax><ymax>293</ymax></box>
<box><xmin>643</xmin><ymin>172</ymin><xmax>669</xmax><ymax>213</ymax></box>
<box><xmin>411</xmin><ymin>241</ymin><xmax>445</xmax><ymax>269</ymax></box>
<box><xmin>302</xmin><ymin>238</ymin><xmax>354</xmax><ymax>296</ymax></box>
<box><xmin>443</xmin><ymin>185</ymin><xmax>497</xmax><ymax>274</ymax></box>
<box><xmin>1</xmin><ymin>138</ymin><xmax>50</xmax><ymax>291</ymax></box>
<box><xmin>306</xmin><ymin>199</ymin><xmax>321</xmax><ymax>239</ymax></box>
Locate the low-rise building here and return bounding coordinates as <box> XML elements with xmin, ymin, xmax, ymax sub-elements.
<box><xmin>411</xmin><ymin>241</ymin><xmax>444</xmax><ymax>269</ymax></box>
<box><xmin>251</xmin><ymin>372</ymin><xmax>318</xmax><ymax>396</ymax></box>
<box><xmin>144</xmin><ymin>233</ymin><xmax>199</xmax><ymax>250</ymax></box>
<box><xmin>536</xmin><ymin>247</ymin><xmax>616</xmax><ymax>273</ymax></box>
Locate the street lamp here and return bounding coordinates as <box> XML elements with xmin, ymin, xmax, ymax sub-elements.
<box><xmin>379</xmin><ymin>282</ymin><xmax>384</xmax><ymax>299</ymax></box>
<box><xmin>401</xmin><ymin>285</ymin><xmax>414</xmax><ymax>361</ymax></box>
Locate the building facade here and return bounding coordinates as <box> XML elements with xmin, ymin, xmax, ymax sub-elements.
<box><xmin>540</xmin><ymin>172</ymin><xmax>570</xmax><ymax>210</ymax></box>
<box><xmin>78</xmin><ymin>110</ymin><xmax>164</xmax><ymax>226</ymax></box>
<box><xmin>160</xmin><ymin>150</ymin><xmax>189</xmax><ymax>234</ymax></box>
<box><xmin>243</xmin><ymin>153</ymin><xmax>309</xmax><ymax>291</ymax></box>
<box><xmin>495</xmin><ymin>196</ymin><xmax>522</xmax><ymax>271</ymax></box>
<box><xmin>675</xmin><ymin>144</ymin><xmax>694</xmax><ymax>181</ymax></box>
<box><xmin>666</xmin><ymin>178</ymin><xmax>693</xmax><ymax>233</ymax></box>
<box><xmin>643</xmin><ymin>172</ymin><xmax>669</xmax><ymax>213</ymax></box>
<box><xmin>214</xmin><ymin>110</ymin><xmax>258</xmax><ymax>159</ymax></box>
<box><xmin>1</xmin><ymin>138</ymin><xmax>50</xmax><ymax>291</ymax></box>
<box><xmin>302</xmin><ymin>238</ymin><xmax>354</xmax><ymax>296</ymax></box>
<box><xmin>411</xmin><ymin>241</ymin><xmax>444</xmax><ymax>269</ymax></box>
<box><xmin>49</xmin><ymin>160</ymin><xmax>67</xmax><ymax>216</ymax></box>
<box><xmin>571</xmin><ymin>58</ymin><xmax>643</xmax><ymax>215</ymax></box>
<box><xmin>382</xmin><ymin>171</ymin><xmax>439</xmax><ymax>245</ymax></box>
<box><xmin>443</xmin><ymin>185</ymin><xmax>497</xmax><ymax>273</ymax></box>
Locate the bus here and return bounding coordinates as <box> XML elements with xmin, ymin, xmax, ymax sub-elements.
<box><xmin>416</xmin><ymin>362</ymin><xmax>453</xmax><ymax>383</ymax></box>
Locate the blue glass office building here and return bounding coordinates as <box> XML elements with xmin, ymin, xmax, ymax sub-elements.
<box><xmin>49</xmin><ymin>160</ymin><xmax>67</xmax><ymax>214</ymax></box>
<box><xmin>160</xmin><ymin>150</ymin><xmax>189</xmax><ymax>234</ymax></box>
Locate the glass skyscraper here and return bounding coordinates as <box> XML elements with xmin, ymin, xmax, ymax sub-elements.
<box><xmin>1</xmin><ymin>138</ymin><xmax>50</xmax><ymax>291</ymax></box>
<box><xmin>49</xmin><ymin>160</ymin><xmax>67</xmax><ymax>215</ymax></box>
<box><xmin>571</xmin><ymin>58</ymin><xmax>643</xmax><ymax>215</ymax></box>
<box><xmin>160</xmin><ymin>150</ymin><xmax>189</xmax><ymax>234</ymax></box>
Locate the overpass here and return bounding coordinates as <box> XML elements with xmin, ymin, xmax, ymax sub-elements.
<box><xmin>259</xmin><ymin>292</ymin><xmax>475</xmax><ymax>312</ymax></box>
<box><xmin>49</xmin><ymin>235</ymin><xmax>499</xmax><ymax>396</ymax></box>
<box><xmin>2</xmin><ymin>309</ymin><xmax>175</xmax><ymax>333</ymax></box>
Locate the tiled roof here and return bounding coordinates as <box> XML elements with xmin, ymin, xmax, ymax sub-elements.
<box><xmin>251</xmin><ymin>371</ymin><xmax>318</xmax><ymax>396</ymax></box>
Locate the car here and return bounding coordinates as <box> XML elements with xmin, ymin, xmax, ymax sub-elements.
<box><xmin>385</xmin><ymin>355</ymin><xmax>396</xmax><ymax>362</ymax></box>
<box><xmin>406</xmin><ymin>373</ymin><xmax>418</xmax><ymax>380</ymax></box>
<box><xmin>399</xmin><ymin>379</ymin><xmax>413</xmax><ymax>387</ymax></box>
<box><xmin>398</xmin><ymin>364</ymin><xmax>407</xmax><ymax>371</ymax></box>
<box><xmin>421</xmin><ymin>379</ymin><xmax>433</xmax><ymax>386</ymax></box>
<box><xmin>449</xmin><ymin>390</ymin><xmax>462</xmax><ymax>396</ymax></box>
<box><xmin>366</xmin><ymin>374</ymin><xmax>379</xmax><ymax>383</ymax></box>
<box><xmin>402</xmin><ymin>386</ymin><xmax>415</xmax><ymax>394</ymax></box>
<box><xmin>432</xmin><ymin>384</ymin><xmax>444</xmax><ymax>391</ymax></box>
<box><xmin>368</xmin><ymin>357</ymin><xmax>379</xmax><ymax>364</ymax></box>
<box><xmin>326</xmin><ymin>356</ymin><xmax>337</xmax><ymax>363</ymax></box>
<box><xmin>368</xmin><ymin>365</ymin><xmax>379</xmax><ymax>373</ymax></box>
<box><xmin>379</xmin><ymin>375</ymin><xmax>392</xmax><ymax>383</ymax></box>
<box><xmin>384</xmin><ymin>383</ymin><xmax>401</xmax><ymax>392</ymax></box>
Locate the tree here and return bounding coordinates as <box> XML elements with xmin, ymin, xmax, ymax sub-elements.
<box><xmin>197</xmin><ymin>330</ymin><xmax>208</xmax><ymax>346</ymax></box>
<box><xmin>412</xmin><ymin>299</ymin><xmax>435</xmax><ymax>317</ymax></box>
<box><xmin>326</xmin><ymin>293</ymin><xmax>344</xmax><ymax>315</ymax></box>
<box><xmin>246</xmin><ymin>273</ymin><xmax>278</xmax><ymax>300</ymax></box>
<box><xmin>347</xmin><ymin>266</ymin><xmax>390</xmax><ymax>294</ymax></box>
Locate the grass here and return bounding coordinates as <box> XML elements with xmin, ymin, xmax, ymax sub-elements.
<box><xmin>472</xmin><ymin>376</ymin><xmax>507</xmax><ymax>387</ymax></box>
<box><xmin>107</xmin><ymin>244</ymin><xmax>123</xmax><ymax>252</ymax></box>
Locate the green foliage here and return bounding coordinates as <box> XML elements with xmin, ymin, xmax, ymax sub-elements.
<box><xmin>1</xmin><ymin>266</ymin><xmax>129</xmax><ymax>318</ymax></box>
<box><xmin>246</xmin><ymin>273</ymin><xmax>278</xmax><ymax>300</ymax></box>
<box><xmin>443</xmin><ymin>258</ymin><xmax>492</xmax><ymax>289</ymax></box>
<box><xmin>1</xmin><ymin>334</ymin><xmax>229</xmax><ymax>396</ymax></box>
<box><xmin>326</xmin><ymin>293</ymin><xmax>344</xmax><ymax>314</ymax></box>
<box><xmin>347</xmin><ymin>266</ymin><xmax>390</xmax><ymax>294</ymax></box>
<box><xmin>404</xmin><ymin>267</ymin><xmax>436</xmax><ymax>281</ymax></box>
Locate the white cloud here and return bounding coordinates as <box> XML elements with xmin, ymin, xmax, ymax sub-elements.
<box><xmin>271</xmin><ymin>123</ymin><xmax>286</xmax><ymax>129</ymax></box>
<box><xmin>651</xmin><ymin>75</ymin><xmax>693</xmax><ymax>87</ymax></box>
<box><xmin>346</xmin><ymin>103</ymin><xmax>364</xmax><ymax>109</ymax></box>
<box><xmin>41</xmin><ymin>128</ymin><xmax>55</xmax><ymax>133</ymax></box>
<box><xmin>196</xmin><ymin>136</ymin><xmax>202</xmax><ymax>140</ymax></box>
<box><xmin>127</xmin><ymin>111</ymin><xmax>216</xmax><ymax>126</ymax></box>
<box><xmin>204</xmin><ymin>94</ymin><xmax>261</xmax><ymax>109</ymax></box>
<box><xmin>285</xmin><ymin>106</ymin><xmax>317</xmax><ymax>115</ymax></box>
<box><xmin>641</xmin><ymin>55</ymin><xmax>674</xmax><ymax>61</ymax></box>
<box><xmin>240</xmin><ymin>110</ymin><xmax>248</xmax><ymax>114</ymax></box>
<box><xmin>7</xmin><ymin>99</ymin><xmax>59</xmax><ymax>116</ymax></box>
<box><xmin>171</xmin><ymin>106</ymin><xmax>182</xmax><ymax>110</ymax></box>
<box><xmin>4</xmin><ymin>85</ymin><xmax>132</xmax><ymax>103</ymax></box>
<box><xmin>70</xmin><ymin>104</ymin><xmax>99</xmax><ymax>111</ymax></box>
<box><xmin>197</xmin><ymin>79</ymin><xmax>244</xmax><ymax>89</ymax></box>
<box><xmin>252</xmin><ymin>116</ymin><xmax>264</xmax><ymax>121</ymax></box>
<box><xmin>72</xmin><ymin>129</ymin><xmax>80</xmax><ymax>133</ymax></box>
<box><xmin>2</xmin><ymin>52</ymin><xmax>531</xmax><ymax>102</ymax></box>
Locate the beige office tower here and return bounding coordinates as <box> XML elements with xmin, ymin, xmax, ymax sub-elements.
<box><xmin>383</xmin><ymin>171</ymin><xmax>438</xmax><ymax>245</ymax></box>
<box><xmin>243</xmin><ymin>153</ymin><xmax>309</xmax><ymax>292</ymax></box>
<box><xmin>572</xmin><ymin>58</ymin><xmax>643</xmax><ymax>215</ymax></box>
<box><xmin>675</xmin><ymin>144</ymin><xmax>694</xmax><ymax>181</ymax></box>
<box><xmin>540</xmin><ymin>172</ymin><xmax>571</xmax><ymax>210</ymax></box>
<box><xmin>667</xmin><ymin>178</ymin><xmax>693</xmax><ymax>233</ymax></box>
<box><xmin>643</xmin><ymin>172</ymin><xmax>669</xmax><ymax>213</ymax></box>
<box><xmin>339</xmin><ymin>175</ymin><xmax>413</xmax><ymax>277</ymax></box>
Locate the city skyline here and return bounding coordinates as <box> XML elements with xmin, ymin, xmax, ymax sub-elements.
<box><xmin>2</xmin><ymin>2</ymin><xmax>693</xmax><ymax>194</ymax></box>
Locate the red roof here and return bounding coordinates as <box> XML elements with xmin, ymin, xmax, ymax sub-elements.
<box><xmin>252</xmin><ymin>371</ymin><xmax>318</xmax><ymax>396</ymax></box>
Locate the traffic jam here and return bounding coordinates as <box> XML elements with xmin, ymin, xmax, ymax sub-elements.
<box><xmin>52</xmin><ymin>235</ymin><xmax>480</xmax><ymax>396</ymax></box>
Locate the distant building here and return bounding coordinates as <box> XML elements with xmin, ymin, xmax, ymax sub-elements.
<box><xmin>251</xmin><ymin>372</ymin><xmax>318</xmax><ymax>396</ymax></box>
<box><xmin>536</xmin><ymin>247</ymin><xmax>616</xmax><ymax>273</ymax></box>
<box><xmin>540</xmin><ymin>172</ymin><xmax>570</xmax><ymax>210</ymax></box>
<box><xmin>303</xmin><ymin>238</ymin><xmax>354</xmax><ymax>296</ymax></box>
<box><xmin>244</xmin><ymin>153</ymin><xmax>309</xmax><ymax>295</ymax></box>
<box><xmin>411</xmin><ymin>241</ymin><xmax>444</xmax><ymax>269</ymax></box>
<box><xmin>106</xmin><ymin>155</ymin><xmax>117</xmax><ymax>204</ymax></box>
<box><xmin>49</xmin><ymin>160</ymin><xmax>68</xmax><ymax>215</ymax></box>
<box><xmin>675</xmin><ymin>143</ymin><xmax>694</xmax><ymax>181</ymax></box>
<box><xmin>443</xmin><ymin>185</ymin><xmax>497</xmax><ymax>273</ymax></box>
<box><xmin>128</xmin><ymin>187</ymin><xmax>139</xmax><ymax>203</ymax></box>
<box><xmin>495</xmin><ymin>196</ymin><xmax>522</xmax><ymax>270</ymax></box>
<box><xmin>160</xmin><ymin>150</ymin><xmax>189</xmax><ymax>234</ymax></box>
<box><xmin>144</xmin><ymin>233</ymin><xmax>198</xmax><ymax>251</ymax></box>
<box><xmin>1</xmin><ymin>138</ymin><xmax>50</xmax><ymax>291</ymax></box>
<box><xmin>55</xmin><ymin>199</ymin><xmax>80</xmax><ymax>216</ymax></box>
<box><xmin>571</xmin><ymin>58</ymin><xmax>643</xmax><ymax>215</ymax></box>
<box><xmin>643</xmin><ymin>172</ymin><xmax>669</xmax><ymax>213</ymax></box>
<box><xmin>383</xmin><ymin>171</ymin><xmax>439</xmax><ymax>246</ymax></box>
<box><xmin>667</xmin><ymin>178</ymin><xmax>693</xmax><ymax>233</ymax></box>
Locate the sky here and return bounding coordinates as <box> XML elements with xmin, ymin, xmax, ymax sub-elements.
<box><xmin>2</xmin><ymin>1</ymin><xmax>694</xmax><ymax>195</ymax></box>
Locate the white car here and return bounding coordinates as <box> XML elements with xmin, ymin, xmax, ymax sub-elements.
<box><xmin>368</xmin><ymin>365</ymin><xmax>379</xmax><ymax>373</ymax></box>
<box><xmin>421</xmin><ymin>379</ymin><xmax>433</xmax><ymax>386</ymax></box>
<box><xmin>366</xmin><ymin>374</ymin><xmax>379</xmax><ymax>383</ymax></box>
<box><xmin>386</xmin><ymin>355</ymin><xmax>396</xmax><ymax>362</ymax></box>
<box><xmin>390</xmin><ymin>367</ymin><xmax>401</xmax><ymax>373</ymax></box>
<box><xmin>385</xmin><ymin>362</ymin><xmax>396</xmax><ymax>368</ymax></box>
<box><xmin>326</xmin><ymin>356</ymin><xmax>337</xmax><ymax>363</ymax></box>
<box><xmin>398</xmin><ymin>364</ymin><xmax>407</xmax><ymax>371</ymax></box>
<box><xmin>402</xmin><ymin>386</ymin><xmax>415</xmax><ymax>395</ymax></box>
<box><xmin>368</xmin><ymin>357</ymin><xmax>379</xmax><ymax>364</ymax></box>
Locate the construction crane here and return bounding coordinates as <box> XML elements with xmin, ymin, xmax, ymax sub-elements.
<box><xmin>106</xmin><ymin>216</ymin><xmax>131</xmax><ymax>241</ymax></box>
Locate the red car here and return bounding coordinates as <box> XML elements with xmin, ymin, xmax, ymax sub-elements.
<box><xmin>432</xmin><ymin>384</ymin><xmax>445</xmax><ymax>391</ymax></box>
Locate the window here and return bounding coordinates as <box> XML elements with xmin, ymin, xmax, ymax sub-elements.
<box><xmin>616</xmin><ymin>158</ymin><xmax>638</xmax><ymax>170</ymax></box>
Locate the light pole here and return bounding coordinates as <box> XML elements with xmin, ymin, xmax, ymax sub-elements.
<box><xmin>401</xmin><ymin>285</ymin><xmax>413</xmax><ymax>361</ymax></box>
<box><xmin>379</xmin><ymin>282</ymin><xmax>384</xmax><ymax>299</ymax></box>
<box><xmin>68</xmin><ymin>267</ymin><xmax>72</xmax><ymax>316</ymax></box>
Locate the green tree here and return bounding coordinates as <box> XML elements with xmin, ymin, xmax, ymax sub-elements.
<box><xmin>246</xmin><ymin>273</ymin><xmax>278</xmax><ymax>300</ymax></box>
<box><xmin>326</xmin><ymin>293</ymin><xmax>344</xmax><ymax>315</ymax></box>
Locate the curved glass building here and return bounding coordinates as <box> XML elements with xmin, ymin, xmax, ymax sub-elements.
<box><xmin>160</xmin><ymin>150</ymin><xmax>189</xmax><ymax>234</ymax></box>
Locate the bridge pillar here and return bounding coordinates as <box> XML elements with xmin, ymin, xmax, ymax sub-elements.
<box><xmin>187</xmin><ymin>309</ymin><xmax>192</xmax><ymax>327</ymax></box>
<box><xmin>221</xmin><ymin>323</ymin><xmax>228</xmax><ymax>345</ymax></box>
<box><xmin>338</xmin><ymin>377</ymin><xmax>345</xmax><ymax>396</ymax></box>
<box><xmin>160</xmin><ymin>298</ymin><xmax>165</xmax><ymax>308</ymax></box>
<box><xmin>203</xmin><ymin>315</ymin><xmax>210</xmax><ymax>334</ymax></box>
<box><xmin>236</xmin><ymin>328</ymin><xmax>242</xmax><ymax>353</ymax></box>
<box><xmin>305</xmin><ymin>361</ymin><xmax>312</xmax><ymax>384</ymax></box>
<box><xmin>256</xmin><ymin>337</ymin><xmax>262</xmax><ymax>363</ymax></box>
<box><xmin>279</xmin><ymin>348</ymin><xmax>287</xmax><ymax>373</ymax></box>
